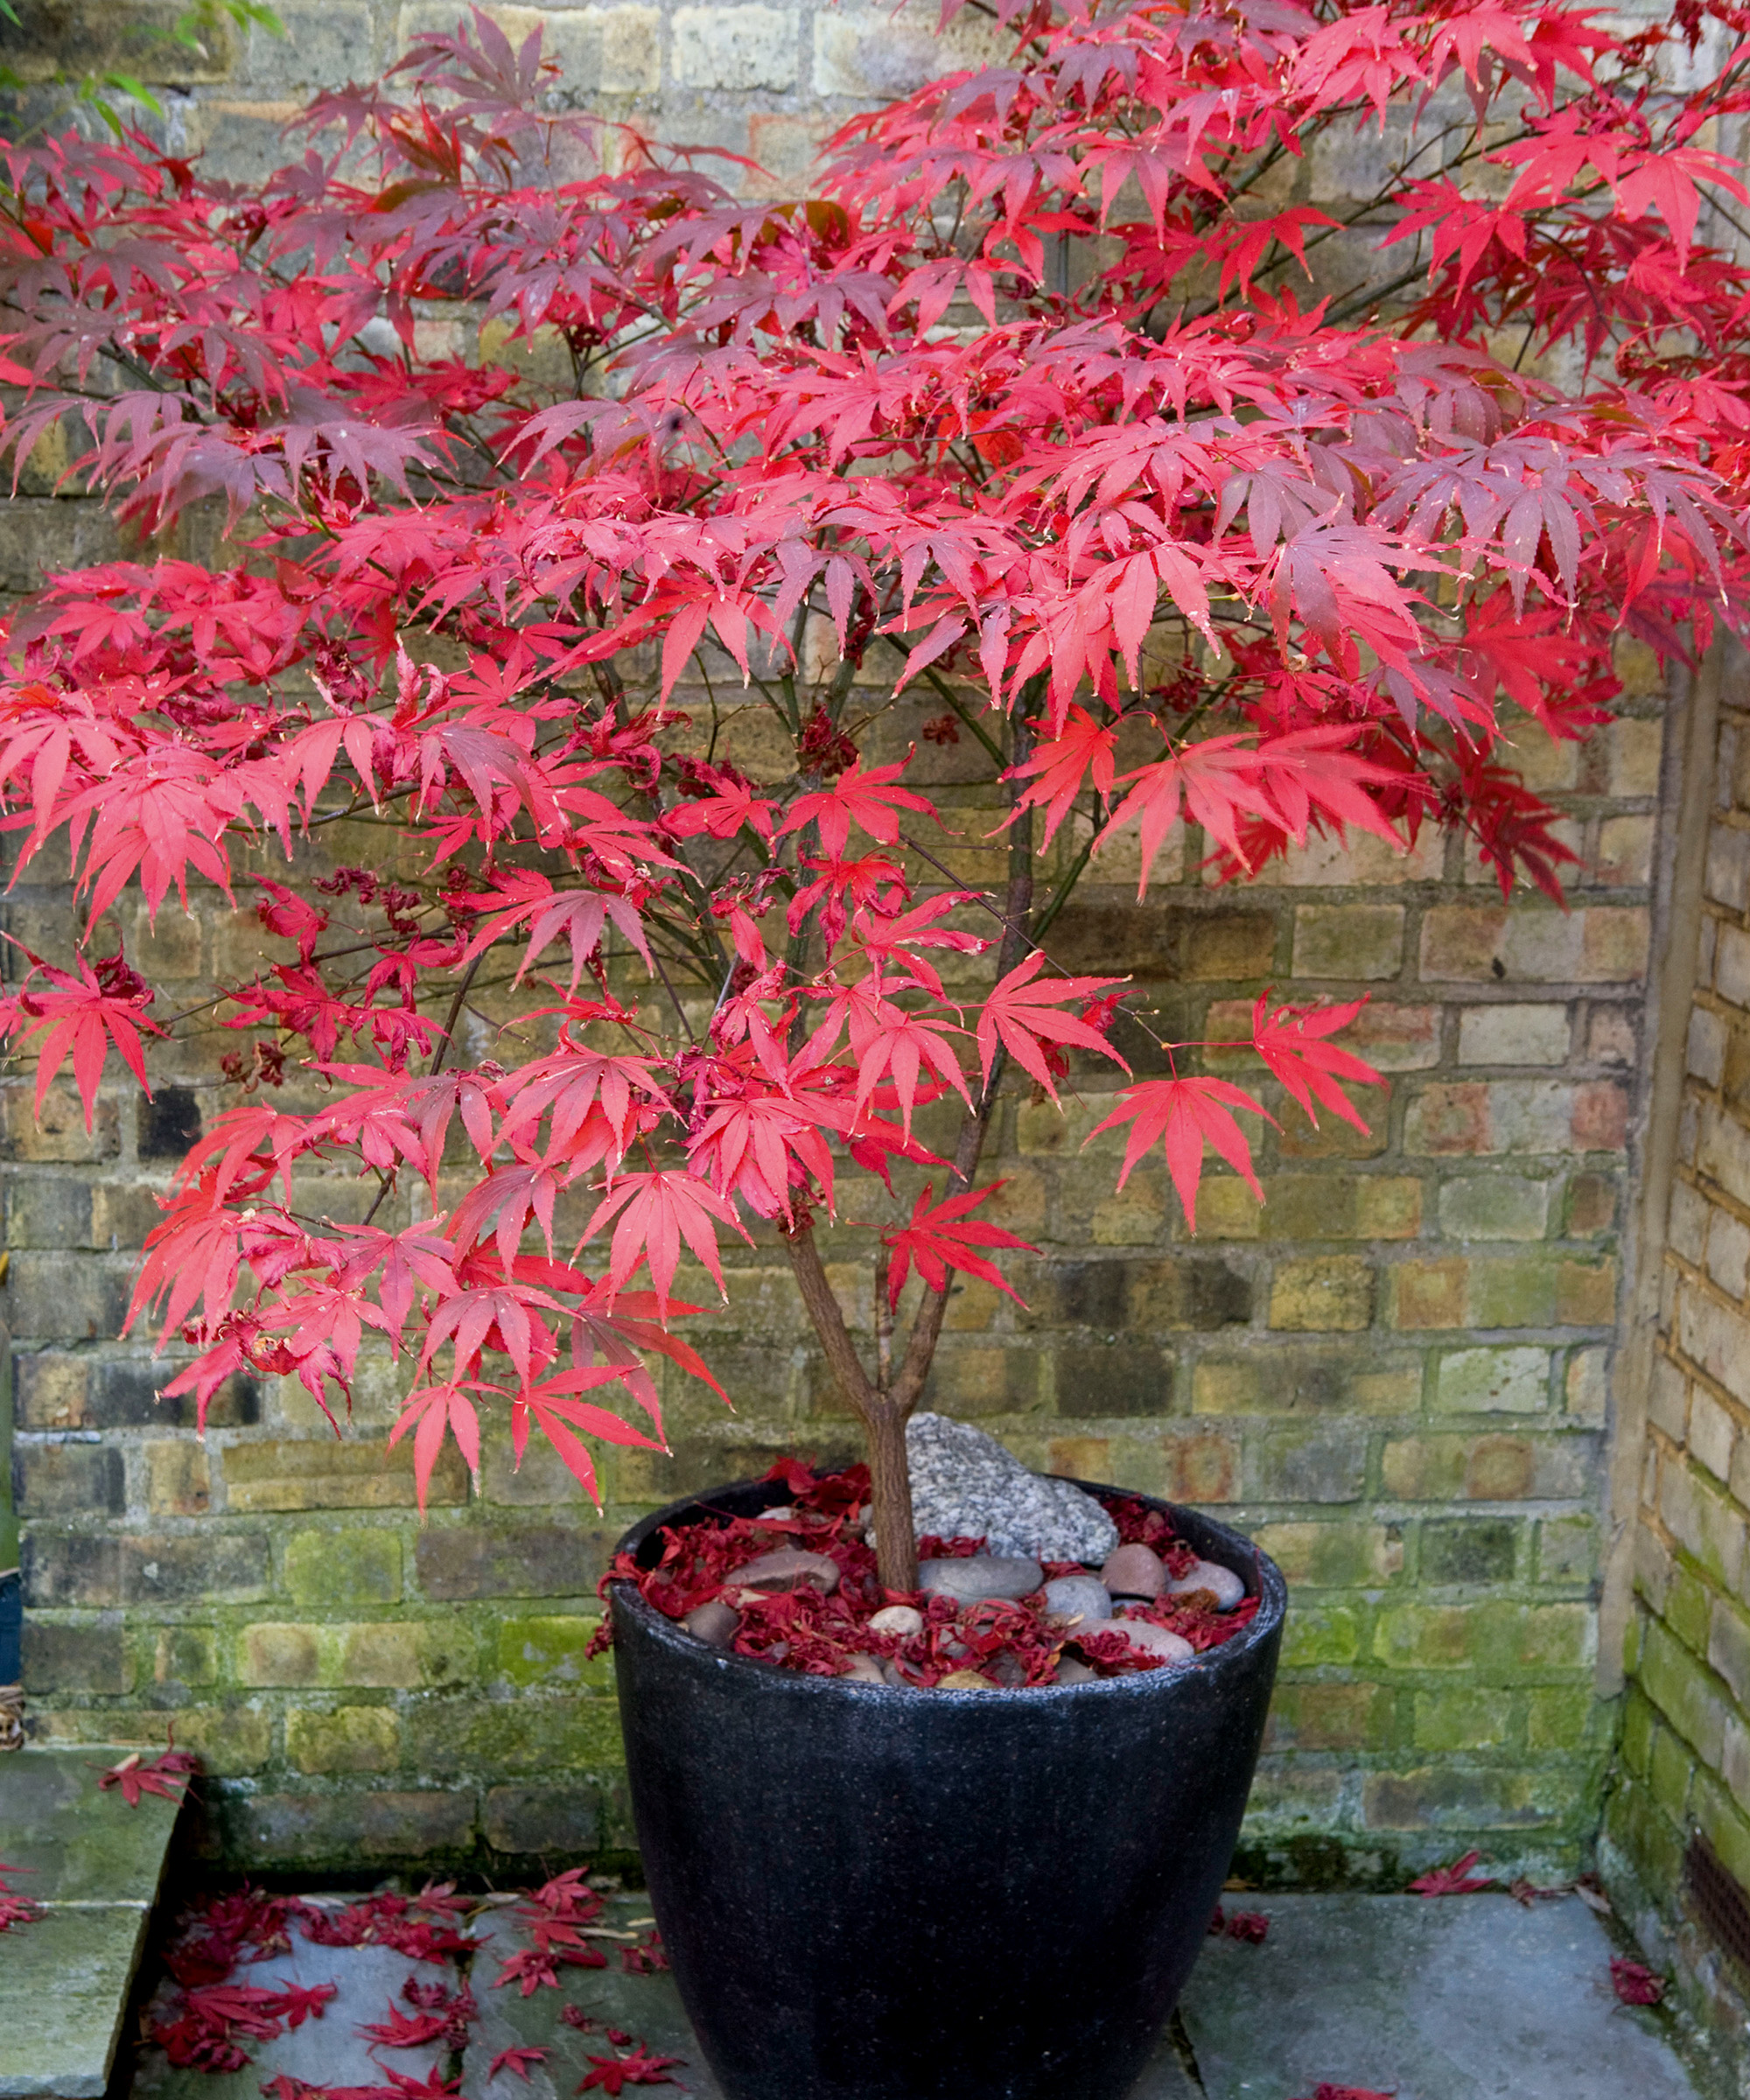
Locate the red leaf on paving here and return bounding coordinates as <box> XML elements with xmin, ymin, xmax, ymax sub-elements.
<box><xmin>98</xmin><ymin>1740</ymin><xmax>200</xmax><ymax>1807</ymax></box>
<box><xmin>577</xmin><ymin>2045</ymin><xmax>682</xmax><ymax>2094</ymax></box>
<box><xmin>1610</xmin><ymin>1957</ymin><xmax>1666</xmax><ymax>2005</ymax></box>
<box><xmin>1406</xmin><ymin>1850</ymin><xmax>1495</xmax><ymax>1896</ymax></box>
<box><xmin>488</xmin><ymin>2048</ymin><xmax>550</xmax><ymax>2082</ymax></box>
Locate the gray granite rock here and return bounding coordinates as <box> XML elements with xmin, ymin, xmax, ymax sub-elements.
<box><xmin>905</xmin><ymin>1412</ymin><xmax>1119</xmax><ymax>1561</ymax></box>
<box><xmin>919</xmin><ymin>1555</ymin><xmax>1043</xmax><ymax>1604</ymax></box>
<box><xmin>1042</xmin><ymin>1574</ymin><xmax>1112</xmax><ymax>1627</ymax></box>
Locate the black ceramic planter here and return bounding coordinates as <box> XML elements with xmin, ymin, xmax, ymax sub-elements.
<box><xmin>610</xmin><ymin>1477</ymin><xmax>1285</xmax><ymax>2100</ymax></box>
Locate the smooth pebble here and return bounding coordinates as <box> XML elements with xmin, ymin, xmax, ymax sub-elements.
<box><xmin>1053</xmin><ymin>1656</ymin><xmax>1097</xmax><ymax>1685</ymax></box>
<box><xmin>1107</xmin><ymin>1617</ymin><xmax>1195</xmax><ymax>1665</ymax></box>
<box><xmin>683</xmin><ymin>1600</ymin><xmax>740</xmax><ymax>1647</ymax></box>
<box><xmin>1042</xmin><ymin>1574</ymin><xmax>1112</xmax><ymax>1627</ymax></box>
<box><xmin>730</xmin><ymin>1548</ymin><xmax>841</xmax><ymax>1594</ymax></box>
<box><xmin>937</xmin><ymin>1668</ymin><xmax>999</xmax><ymax>1690</ymax></box>
<box><xmin>1166</xmin><ymin>1558</ymin><xmax>1246</xmax><ymax>1611</ymax></box>
<box><xmin>869</xmin><ymin>1604</ymin><xmax>925</xmax><ymax>1637</ymax></box>
<box><xmin>1101</xmin><ymin>1543</ymin><xmax>1167</xmax><ymax>1600</ymax></box>
<box><xmin>918</xmin><ymin>1555</ymin><xmax>1043</xmax><ymax>1604</ymax></box>
<box><xmin>840</xmin><ymin>1655</ymin><xmax>886</xmax><ymax>1684</ymax></box>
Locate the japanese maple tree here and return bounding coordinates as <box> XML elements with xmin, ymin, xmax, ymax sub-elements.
<box><xmin>0</xmin><ymin>0</ymin><xmax>1741</xmax><ymax>1590</ymax></box>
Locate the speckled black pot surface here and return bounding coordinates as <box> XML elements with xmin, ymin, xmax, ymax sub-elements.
<box><xmin>610</xmin><ymin>1478</ymin><xmax>1285</xmax><ymax>2100</ymax></box>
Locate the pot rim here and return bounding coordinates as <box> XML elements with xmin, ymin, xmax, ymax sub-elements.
<box><xmin>608</xmin><ymin>1474</ymin><xmax>1286</xmax><ymax>1702</ymax></box>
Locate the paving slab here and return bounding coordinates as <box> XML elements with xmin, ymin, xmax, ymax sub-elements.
<box><xmin>0</xmin><ymin>1903</ymin><xmax>152</xmax><ymax>2099</ymax></box>
<box><xmin>461</xmin><ymin>1895</ymin><xmax>1201</xmax><ymax>2099</ymax></box>
<box><xmin>129</xmin><ymin>1934</ymin><xmax>444</xmax><ymax>2099</ymax></box>
<box><xmin>1178</xmin><ymin>1892</ymin><xmax>1700</xmax><ymax>2100</ymax></box>
<box><xmin>0</xmin><ymin>1746</ymin><xmax>183</xmax><ymax>2100</ymax></box>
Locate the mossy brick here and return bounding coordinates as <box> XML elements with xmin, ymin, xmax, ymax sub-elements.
<box><xmin>122</xmin><ymin>1533</ymin><xmax>269</xmax><ymax>1605</ymax></box>
<box><xmin>1709</xmin><ymin>1598</ymin><xmax>1750</xmax><ymax>1709</ymax></box>
<box><xmin>287</xmin><ymin>1704</ymin><xmax>402</xmax><ymax>1775</ymax></box>
<box><xmin>1527</xmin><ymin>1685</ymin><xmax>1603</xmax><ymax>1752</ymax></box>
<box><xmin>7</xmin><ymin>1531</ymin><xmax>108</xmax><ymax>1607</ymax></box>
<box><xmin>1046</xmin><ymin>900</ymin><xmax>1276</xmax><ymax>981</ymax></box>
<box><xmin>1292</xmin><ymin>904</ymin><xmax>1404</xmax><ymax>979</ymax></box>
<box><xmin>1156</xmin><ymin>1426</ymin><xmax>1242</xmax><ymax>1502</ymax></box>
<box><xmin>492</xmin><ymin>1615</ymin><xmax>616</xmax><ymax>1690</ymax></box>
<box><xmin>1640</xmin><ymin>1620</ymin><xmax>1727</xmax><ymax>1766</ymax></box>
<box><xmin>1437</xmin><ymin>1176</ymin><xmax>1550</xmax><ymax>1242</ymax></box>
<box><xmin>414</xmin><ymin>1521</ymin><xmax>620</xmax><ymax>1600</ymax></box>
<box><xmin>1659</xmin><ymin>1460</ymin><xmax>1748</xmax><ymax>1589</ymax></box>
<box><xmin>484</xmin><ymin>1784</ymin><xmax>602</xmax><ymax>1855</ymax></box>
<box><xmin>15</xmin><ymin>1356</ymin><xmax>258</xmax><ymax>1432</ymax></box>
<box><xmin>1565</xmin><ymin>1173</ymin><xmax>1618</xmax><ymax>1235</ymax></box>
<box><xmin>1029</xmin><ymin>1254</ymin><xmax>1253</xmax><ymax>1331</ymax></box>
<box><xmin>146</xmin><ymin>1439</ymin><xmax>210</xmax><ymax>1516</ymax></box>
<box><xmin>339</xmin><ymin>1621</ymin><xmax>472</xmax><ymax>1688</ymax></box>
<box><xmin>22</xmin><ymin>1616</ymin><xmax>130</xmax><ymax>1690</ymax></box>
<box><xmin>154</xmin><ymin>1626</ymin><xmax>217</xmax><ymax>1687</ymax></box>
<box><xmin>1238</xmin><ymin>1766</ymin><xmax>1346</xmax><ymax>1831</ymax></box>
<box><xmin>1053</xmin><ymin>1344</ymin><xmax>1174</xmax><ymax>1418</ymax></box>
<box><xmin>1375</xmin><ymin>1603</ymin><xmax>1476</xmax><ymax>1670</ymax></box>
<box><xmin>1269</xmin><ymin>1257</ymin><xmax>1374</xmax><ymax>1332</ymax></box>
<box><xmin>1386</xmin><ymin>1258</ymin><xmax>1469</xmax><ymax>1329</ymax></box>
<box><xmin>617</xmin><ymin>1437</ymin><xmax>825</xmax><ymax>1501</ymax></box>
<box><xmin>1421</xmin><ymin>1519</ymin><xmax>1519</xmax><ymax>1586</ymax></box>
<box><xmin>230</xmin><ymin>1790</ymin><xmax>479</xmax><ymax>1866</ymax></box>
<box><xmin>1361</xmin><ymin>1766</ymin><xmax>1555</xmax><ymax>1831</ymax></box>
<box><xmin>241</xmin><ymin>1623</ymin><xmax>321</xmax><ymax>1687</ymax></box>
<box><xmin>1245</xmin><ymin>1424</ymin><xmax>1366</xmax><ymax>1502</ymax></box>
<box><xmin>283</xmin><ymin>1528</ymin><xmax>402</xmax><ymax>1609</ymax></box>
<box><xmin>1381</xmin><ymin>1432</ymin><xmax>1594</xmax><ymax>1502</ymax></box>
<box><xmin>406</xmin><ymin>1695</ymin><xmax>626</xmax><ymax>1777</ymax></box>
<box><xmin>11</xmin><ymin>1441</ymin><xmax>122</xmax><ymax>1517</ymax></box>
<box><xmin>1536</xmin><ymin>1516</ymin><xmax>1596</xmax><ymax>1585</ymax></box>
<box><xmin>1251</xmin><ymin>1521</ymin><xmax>1401</xmax><ymax>1587</ymax></box>
<box><xmin>1621</xmin><ymin>1687</ymin><xmax>1656</xmax><ymax>1778</ymax></box>
<box><xmin>226</xmin><ymin>1435</ymin><xmax>468</xmax><ymax>1511</ymax></box>
<box><xmin>1456</xmin><ymin>1004</ymin><xmax>1572</xmax><ymax>1066</ymax></box>
<box><xmin>6</xmin><ymin>1178</ymin><xmax>93</xmax><ymax>1248</ymax></box>
<box><xmin>1280</xmin><ymin>1605</ymin><xmax>1362</xmax><ymax>1667</ymax></box>
<box><xmin>1562</xmin><ymin>1348</ymin><xmax>1607</xmax><ymax>1425</ymax></box>
<box><xmin>1664</xmin><ymin>1564</ymin><xmax>1713</xmax><ymax>1654</ymax></box>
<box><xmin>0</xmin><ymin>1082</ymin><xmax>117</xmax><ymax>1162</ymax></box>
<box><xmin>1277</xmin><ymin>1099</ymin><xmax>1390</xmax><ymax>1159</ymax></box>
<box><xmin>1693</xmin><ymin>1778</ymin><xmax>1750</xmax><ymax>1899</ymax></box>
<box><xmin>1264</xmin><ymin>1681</ymin><xmax>1392</xmax><ymax>1752</ymax></box>
<box><xmin>1193</xmin><ymin>1353</ymin><xmax>1417</xmax><ymax>1418</ymax></box>
<box><xmin>1655</xmin><ymin>1722</ymin><xmax>1697</xmax><ymax>1839</ymax></box>
<box><xmin>1413</xmin><ymin>1689</ymin><xmax>1511</xmax><ymax>1750</ymax></box>
<box><xmin>926</xmin><ymin>1345</ymin><xmax>1042</xmax><ymax>1413</ymax></box>
<box><xmin>1434</xmin><ymin>1347</ymin><xmax>1550</xmax><ymax>1414</ymax></box>
<box><xmin>5</xmin><ymin>1252</ymin><xmax>133</xmax><ymax>1341</ymax></box>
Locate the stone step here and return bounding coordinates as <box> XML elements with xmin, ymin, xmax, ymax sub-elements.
<box><xmin>0</xmin><ymin>1746</ymin><xmax>185</xmax><ymax>2099</ymax></box>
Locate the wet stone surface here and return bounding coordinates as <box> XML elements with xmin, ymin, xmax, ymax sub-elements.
<box><xmin>0</xmin><ymin>1746</ymin><xmax>183</xmax><ymax>2100</ymax></box>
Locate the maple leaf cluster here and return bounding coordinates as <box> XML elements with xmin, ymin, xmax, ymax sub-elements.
<box><xmin>0</xmin><ymin>0</ymin><xmax>1744</xmax><ymax>1578</ymax></box>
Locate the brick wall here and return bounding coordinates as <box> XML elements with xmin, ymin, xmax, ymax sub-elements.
<box><xmin>1604</xmin><ymin>641</ymin><xmax>1750</xmax><ymax>2079</ymax></box>
<box><xmin>4</xmin><ymin>0</ymin><xmax>1670</xmax><ymax>1880</ymax></box>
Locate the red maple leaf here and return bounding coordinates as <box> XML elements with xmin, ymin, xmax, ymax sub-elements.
<box><xmin>97</xmin><ymin>1740</ymin><xmax>200</xmax><ymax>1808</ymax></box>
<box><xmin>1609</xmin><ymin>1957</ymin><xmax>1665</xmax><ymax>2006</ymax></box>
<box><xmin>1406</xmin><ymin>1851</ymin><xmax>1495</xmax><ymax>1896</ymax></box>
<box><xmin>975</xmin><ymin>952</ymin><xmax>1130</xmax><ymax>1099</ymax></box>
<box><xmin>1250</xmin><ymin>995</ymin><xmax>1385</xmax><ymax>1133</ymax></box>
<box><xmin>1087</xmin><ymin>1078</ymin><xmax>1275</xmax><ymax>1228</ymax></box>
<box><xmin>488</xmin><ymin>2048</ymin><xmax>550</xmax><ymax>2082</ymax></box>
<box><xmin>880</xmin><ymin>1181</ymin><xmax>1037</xmax><ymax>1307</ymax></box>
<box><xmin>1291</xmin><ymin>2087</ymin><xmax>1396</xmax><ymax>2100</ymax></box>
<box><xmin>577</xmin><ymin>2045</ymin><xmax>682</xmax><ymax>2094</ymax></box>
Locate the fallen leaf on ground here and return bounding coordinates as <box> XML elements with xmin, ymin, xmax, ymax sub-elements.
<box><xmin>578</xmin><ymin>2045</ymin><xmax>682</xmax><ymax>2093</ymax></box>
<box><xmin>488</xmin><ymin>2048</ymin><xmax>549</xmax><ymax>2082</ymax></box>
<box><xmin>1610</xmin><ymin>1957</ymin><xmax>1665</xmax><ymax>2006</ymax></box>
<box><xmin>98</xmin><ymin>1741</ymin><xmax>200</xmax><ymax>1807</ymax></box>
<box><xmin>1406</xmin><ymin>1851</ymin><xmax>1494</xmax><ymax>1896</ymax></box>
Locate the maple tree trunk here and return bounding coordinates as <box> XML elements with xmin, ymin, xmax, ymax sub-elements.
<box><xmin>781</xmin><ymin>732</ymin><xmax>1039</xmax><ymax>1596</ymax></box>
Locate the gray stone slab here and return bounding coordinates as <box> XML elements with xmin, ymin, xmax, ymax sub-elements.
<box><xmin>462</xmin><ymin>1896</ymin><xmax>1200</xmax><ymax>2099</ymax></box>
<box><xmin>0</xmin><ymin>1903</ymin><xmax>150</xmax><ymax>2099</ymax></box>
<box><xmin>130</xmin><ymin>1926</ymin><xmax>442</xmax><ymax>2100</ymax></box>
<box><xmin>0</xmin><ymin>1746</ymin><xmax>182</xmax><ymax>1906</ymax></box>
<box><xmin>1178</xmin><ymin>1893</ymin><xmax>1700</xmax><ymax>2100</ymax></box>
